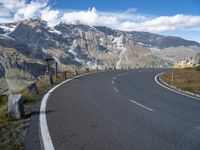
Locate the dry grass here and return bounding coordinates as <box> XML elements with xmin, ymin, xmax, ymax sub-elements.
<box><xmin>160</xmin><ymin>67</ymin><xmax>200</xmax><ymax>94</ymax></box>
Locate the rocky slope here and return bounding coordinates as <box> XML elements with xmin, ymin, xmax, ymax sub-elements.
<box><xmin>0</xmin><ymin>19</ymin><xmax>200</xmax><ymax>93</ymax></box>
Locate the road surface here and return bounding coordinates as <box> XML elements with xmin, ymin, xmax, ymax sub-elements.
<box><xmin>43</xmin><ymin>69</ymin><xmax>200</xmax><ymax>150</ymax></box>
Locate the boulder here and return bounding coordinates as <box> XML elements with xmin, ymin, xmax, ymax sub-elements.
<box><xmin>8</xmin><ymin>94</ymin><xmax>25</xmax><ymax>119</ymax></box>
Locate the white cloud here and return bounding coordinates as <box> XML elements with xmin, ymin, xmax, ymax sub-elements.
<box><xmin>14</xmin><ymin>1</ymin><xmax>47</xmax><ymax>20</ymax></box>
<box><xmin>0</xmin><ymin>0</ymin><xmax>59</xmax><ymax>26</ymax></box>
<box><xmin>0</xmin><ymin>0</ymin><xmax>200</xmax><ymax>34</ymax></box>
<box><xmin>41</xmin><ymin>7</ymin><xmax>60</xmax><ymax>26</ymax></box>
<box><xmin>61</xmin><ymin>7</ymin><xmax>120</xmax><ymax>28</ymax></box>
<box><xmin>119</xmin><ymin>14</ymin><xmax>200</xmax><ymax>32</ymax></box>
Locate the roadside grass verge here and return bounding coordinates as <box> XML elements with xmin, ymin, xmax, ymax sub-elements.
<box><xmin>160</xmin><ymin>67</ymin><xmax>200</xmax><ymax>95</ymax></box>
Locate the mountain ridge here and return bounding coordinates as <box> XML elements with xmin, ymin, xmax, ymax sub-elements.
<box><xmin>0</xmin><ymin>19</ymin><xmax>200</xmax><ymax>93</ymax></box>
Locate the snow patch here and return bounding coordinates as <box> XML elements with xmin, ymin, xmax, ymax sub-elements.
<box><xmin>116</xmin><ymin>48</ymin><xmax>127</xmax><ymax>68</ymax></box>
<box><xmin>0</xmin><ymin>34</ymin><xmax>15</xmax><ymax>40</ymax></box>
<box><xmin>68</xmin><ymin>49</ymin><xmax>77</xmax><ymax>56</ymax></box>
<box><xmin>150</xmin><ymin>47</ymin><xmax>161</xmax><ymax>53</ymax></box>
<box><xmin>53</xmin><ymin>56</ymin><xmax>61</xmax><ymax>65</ymax></box>
<box><xmin>42</xmin><ymin>48</ymin><xmax>47</xmax><ymax>54</ymax></box>
<box><xmin>0</xmin><ymin>25</ymin><xmax>16</xmax><ymax>33</ymax></box>
<box><xmin>113</xmin><ymin>36</ymin><xmax>125</xmax><ymax>49</ymax></box>
<box><xmin>138</xmin><ymin>42</ymin><xmax>145</xmax><ymax>46</ymax></box>
<box><xmin>48</xmin><ymin>27</ymin><xmax>61</xmax><ymax>34</ymax></box>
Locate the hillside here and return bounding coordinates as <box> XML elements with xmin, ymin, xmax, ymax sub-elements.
<box><xmin>0</xmin><ymin>19</ymin><xmax>200</xmax><ymax>93</ymax></box>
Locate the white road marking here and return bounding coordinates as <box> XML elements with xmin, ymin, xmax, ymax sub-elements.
<box><xmin>112</xmin><ymin>80</ymin><xmax>114</xmax><ymax>84</ymax></box>
<box><xmin>40</xmin><ymin>72</ymin><xmax>97</xmax><ymax>150</ymax></box>
<box><xmin>117</xmin><ymin>74</ymin><xmax>122</xmax><ymax>77</ymax></box>
<box><xmin>196</xmin><ymin>127</ymin><xmax>200</xmax><ymax>130</ymax></box>
<box><xmin>129</xmin><ymin>100</ymin><xmax>154</xmax><ymax>111</ymax></box>
<box><xmin>113</xmin><ymin>76</ymin><xmax>116</xmax><ymax>80</ymax></box>
<box><xmin>155</xmin><ymin>73</ymin><xmax>200</xmax><ymax>101</ymax></box>
<box><xmin>113</xmin><ymin>87</ymin><xmax>119</xmax><ymax>93</ymax></box>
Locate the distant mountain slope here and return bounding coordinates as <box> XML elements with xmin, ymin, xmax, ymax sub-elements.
<box><xmin>0</xmin><ymin>19</ymin><xmax>200</xmax><ymax>93</ymax></box>
<box><xmin>128</xmin><ymin>31</ymin><xmax>200</xmax><ymax>49</ymax></box>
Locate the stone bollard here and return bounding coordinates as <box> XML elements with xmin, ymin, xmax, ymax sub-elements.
<box><xmin>63</xmin><ymin>71</ymin><xmax>67</xmax><ymax>79</ymax></box>
<box><xmin>45</xmin><ymin>72</ymin><xmax>53</xmax><ymax>85</ymax></box>
<box><xmin>74</xmin><ymin>69</ymin><xmax>78</xmax><ymax>76</ymax></box>
<box><xmin>8</xmin><ymin>94</ymin><xmax>25</xmax><ymax>119</ymax></box>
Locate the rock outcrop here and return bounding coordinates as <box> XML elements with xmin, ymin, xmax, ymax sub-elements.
<box><xmin>0</xmin><ymin>19</ymin><xmax>200</xmax><ymax>93</ymax></box>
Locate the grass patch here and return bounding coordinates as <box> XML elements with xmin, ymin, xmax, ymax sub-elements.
<box><xmin>160</xmin><ymin>67</ymin><xmax>200</xmax><ymax>95</ymax></box>
<box><xmin>23</xmin><ymin>95</ymin><xmax>38</xmax><ymax>104</ymax></box>
<box><xmin>0</xmin><ymin>106</ymin><xmax>9</xmax><ymax>127</ymax></box>
<box><xmin>0</xmin><ymin>94</ymin><xmax>8</xmax><ymax>106</ymax></box>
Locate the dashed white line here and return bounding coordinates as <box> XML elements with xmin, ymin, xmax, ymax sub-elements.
<box><xmin>196</xmin><ymin>127</ymin><xmax>200</xmax><ymax>130</ymax></box>
<box><xmin>112</xmin><ymin>80</ymin><xmax>114</xmax><ymax>84</ymax></box>
<box><xmin>113</xmin><ymin>76</ymin><xmax>116</xmax><ymax>80</ymax></box>
<box><xmin>117</xmin><ymin>74</ymin><xmax>122</xmax><ymax>77</ymax></box>
<box><xmin>129</xmin><ymin>100</ymin><xmax>154</xmax><ymax>111</ymax></box>
<box><xmin>113</xmin><ymin>87</ymin><xmax>119</xmax><ymax>93</ymax></box>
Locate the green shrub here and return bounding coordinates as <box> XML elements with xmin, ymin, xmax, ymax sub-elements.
<box><xmin>0</xmin><ymin>107</ymin><xmax>9</xmax><ymax>126</ymax></box>
<box><xmin>0</xmin><ymin>95</ymin><xmax>8</xmax><ymax>105</ymax></box>
<box><xmin>194</xmin><ymin>65</ymin><xmax>200</xmax><ymax>71</ymax></box>
<box><xmin>23</xmin><ymin>95</ymin><xmax>38</xmax><ymax>104</ymax></box>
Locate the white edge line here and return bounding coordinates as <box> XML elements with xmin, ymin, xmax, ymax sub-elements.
<box><xmin>40</xmin><ymin>72</ymin><xmax>96</xmax><ymax>150</ymax></box>
<box><xmin>129</xmin><ymin>100</ymin><xmax>154</xmax><ymax>111</ymax></box>
<box><xmin>155</xmin><ymin>72</ymin><xmax>200</xmax><ymax>101</ymax></box>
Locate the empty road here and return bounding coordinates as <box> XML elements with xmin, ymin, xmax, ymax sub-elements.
<box><xmin>42</xmin><ymin>69</ymin><xmax>200</xmax><ymax>150</ymax></box>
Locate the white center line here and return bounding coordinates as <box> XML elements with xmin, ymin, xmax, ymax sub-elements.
<box><xmin>113</xmin><ymin>87</ymin><xmax>119</xmax><ymax>93</ymax></box>
<box><xmin>112</xmin><ymin>80</ymin><xmax>114</xmax><ymax>84</ymax></box>
<box><xmin>129</xmin><ymin>100</ymin><xmax>154</xmax><ymax>112</ymax></box>
<box><xmin>196</xmin><ymin>127</ymin><xmax>200</xmax><ymax>130</ymax></box>
<box><xmin>117</xmin><ymin>74</ymin><xmax>122</xmax><ymax>77</ymax></box>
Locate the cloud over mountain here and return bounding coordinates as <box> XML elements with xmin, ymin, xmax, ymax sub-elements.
<box><xmin>0</xmin><ymin>0</ymin><xmax>200</xmax><ymax>33</ymax></box>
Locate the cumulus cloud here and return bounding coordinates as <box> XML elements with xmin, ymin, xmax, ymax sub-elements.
<box><xmin>0</xmin><ymin>0</ymin><xmax>59</xmax><ymax>26</ymax></box>
<box><xmin>119</xmin><ymin>14</ymin><xmax>200</xmax><ymax>32</ymax></box>
<box><xmin>61</xmin><ymin>7</ymin><xmax>119</xmax><ymax>27</ymax></box>
<box><xmin>0</xmin><ymin>0</ymin><xmax>200</xmax><ymax>33</ymax></box>
<box><xmin>14</xmin><ymin>1</ymin><xmax>47</xmax><ymax>20</ymax></box>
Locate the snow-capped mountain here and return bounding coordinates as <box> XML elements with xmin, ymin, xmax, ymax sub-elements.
<box><xmin>0</xmin><ymin>19</ymin><xmax>200</xmax><ymax>93</ymax></box>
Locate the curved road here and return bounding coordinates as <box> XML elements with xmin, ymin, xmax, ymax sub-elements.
<box><xmin>44</xmin><ymin>69</ymin><xmax>200</xmax><ymax>150</ymax></box>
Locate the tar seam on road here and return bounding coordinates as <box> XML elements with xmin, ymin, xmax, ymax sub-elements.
<box><xmin>155</xmin><ymin>73</ymin><xmax>200</xmax><ymax>101</ymax></box>
<box><xmin>129</xmin><ymin>100</ymin><xmax>154</xmax><ymax>111</ymax></box>
<box><xmin>40</xmin><ymin>72</ymin><xmax>97</xmax><ymax>150</ymax></box>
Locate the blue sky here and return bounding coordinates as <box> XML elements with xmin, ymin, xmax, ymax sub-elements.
<box><xmin>1</xmin><ymin>0</ymin><xmax>200</xmax><ymax>42</ymax></box>
<box><xmin>54</xmin><ymin>0</ymin><xmax>200</xmax><ymax>16</ymax></box>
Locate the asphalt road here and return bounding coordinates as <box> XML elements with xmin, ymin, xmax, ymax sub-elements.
<box><xmin>44</xmin><ymin>69</ymin><xmax>200</xmax><ymax>150</ymax></box>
